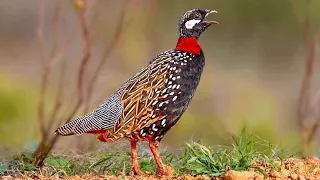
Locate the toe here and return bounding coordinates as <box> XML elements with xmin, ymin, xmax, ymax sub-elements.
<box><xmin>158</xmin><ymin>166</ymin><xmax>173</xmax><ymax>176</ymax></box>
<box><xmin>132</xmin><ymin>167</ymin><xmax>142</xmax><ymax>175</ymax></box>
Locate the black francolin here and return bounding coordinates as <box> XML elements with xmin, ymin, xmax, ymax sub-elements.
<box><xmin>55</xmin><ymin>9</ymin><xmax>218</xmax><ymax>176</ymax></box>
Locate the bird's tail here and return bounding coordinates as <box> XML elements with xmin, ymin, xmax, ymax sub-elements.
<box><xmin>55</xmin><ymin>112</ymin><xmax>105</xmax><ymax>136</ymax></box>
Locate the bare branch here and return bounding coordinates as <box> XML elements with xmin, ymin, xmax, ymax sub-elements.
<box><xmin>84</xmin><ymin>0</ymin><xmax>129</xmax><ymax>112</ymax></box>
<box><xmin>47</xmin><ymin>61</ymin><xmax>66</xmax><ymax>130</ymax></box>
<box><xmin>306</xmin><ymin>26</ymin><xmax>320</xmax><ymax>144</ymax></box>
<box><xmin>302</xmin><ymin>0</ymin><xmax>311</xmax><ymax>43</ymax></box>
<box><xmin>308</xmin><ymin>117</ymin><xmax>320</xmax><ymax>144</ymax></box>
<box><xmin>38</xmin><ymin>0</ymin><xmax>66</xmax><ymax>141</ymax></box>
<box><xmin>76</xmin><ymin>0</ymin><xmax>91</xmax><ymax>105</ymax></box>
<box><xmin>37</xmin><ymin>0</ymin><xmax>48</xmax><ymax>140</ymax></box>
<box><xmin>61</xmin><ymin>0</ymin><xmax>92</xmax><ymax>123</ymax></box>
<box><xmin>50</xmin><ymin>0</ymin><xmax>62</xmax><ymax>58</ymax></box>
<box><xmin>294</xmin><ymin>0</ymin><xmax>318</xmax><ymax>151</ymax></box>
<box><xmin>33</xmin><ymin>0</ymin><xmax>93</xmax><ymax>166</ymax></box>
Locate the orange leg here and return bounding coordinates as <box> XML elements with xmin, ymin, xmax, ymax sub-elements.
<box><xmin>131</xmin><ymin>140</ymin><xmax>142</xmax><ymax>175</ymax></box>
<box><xmin>149</xmin><ymin>140</ymin><xmax>169</xmax><ymax>176</ymax></box>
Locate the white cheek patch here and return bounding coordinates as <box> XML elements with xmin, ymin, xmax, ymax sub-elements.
<box><xmin>185</xmin><ymin>19</ymin><xmax>201</xmax><ymax>29</ymax></box>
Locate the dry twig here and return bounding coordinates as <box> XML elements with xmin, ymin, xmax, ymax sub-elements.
<box><xmin>84</xmin><ymin>0</ymin><xmax>129</xmax><ymax>113</ymax></box>
<box><xmin>292</xmin><ymin>0</ymin><xmax>320</xmax><ymax>151</ymax></box>
<box><xmin>37</xmin><ymin>0</ymin><xmax>48</xmax><ymax>140</ymax></box>
<box><xmin>33</xmin><ymin>0</ymin><xmax>128</xmax><ymax>166</ymax></box>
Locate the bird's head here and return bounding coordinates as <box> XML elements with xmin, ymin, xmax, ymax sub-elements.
<box><xmin>179</xmin><ymin>9</ymin><xmax>218</xmax><ymax>39</ymax></box>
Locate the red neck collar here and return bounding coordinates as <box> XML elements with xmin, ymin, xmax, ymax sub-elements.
<box><xmin>176</xmin><ymin>37</ymin><xmax>201</xmax><ymax>55</ymax></box>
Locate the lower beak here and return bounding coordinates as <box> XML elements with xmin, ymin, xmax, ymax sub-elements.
<box><xmin>203</xmin><ymin>20</ymin><xmax>219</xmax><ymax>25</ymax></box>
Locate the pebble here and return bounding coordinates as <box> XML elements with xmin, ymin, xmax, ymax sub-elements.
<box><xmin>271</xmin><ymin>171</ymin><xmax>281</xmax><ymax>178</ymax></box>
<box><xmin>223</xmin><ymin>170</ymin><xmax>255</xmax><ymax>180</ymax></box>
<box><xmin>282</xmin><ymin>169</ymin><xmax>290</xmax><ymax>177</ymax></box>
<box><xmin>290</xmin><ymin>173</ymin><xmax>298</xmax><ymax>179</ymax></box>
<box><xmin>254</xmin><ymin>173</ymin><xmax>264</xmax><ymax>180</ymax></box>
<box><xmin>298</xmin><ymin>175</ymin><xmax>306</xmax><ymax>180</ymax></box>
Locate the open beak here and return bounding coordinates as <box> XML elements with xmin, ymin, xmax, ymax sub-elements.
<box><xmin>203</xmin><ymin>9</ymin><xmax>219</xmax><ymax>26</ymax></box>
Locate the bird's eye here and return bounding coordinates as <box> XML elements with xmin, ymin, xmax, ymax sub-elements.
<box><xmin>194</xmin><ymin>13</ymin><xmax>201</xmax><ymax>19</ymax></box>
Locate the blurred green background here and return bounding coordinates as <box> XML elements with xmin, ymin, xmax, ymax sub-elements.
<box><xmin>0</xmin><ymin>0</ymin><xmax>320</xmax><ymax>153</ymax></box>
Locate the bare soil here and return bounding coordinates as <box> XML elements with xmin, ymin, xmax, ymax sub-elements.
<box><xmin>1</xmin><ymin>158</ymin><xmax>319</xmax><ymax>180</ymax></box>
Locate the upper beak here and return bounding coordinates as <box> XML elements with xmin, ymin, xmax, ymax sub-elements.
<box><xmin>203</xmin><ymin>9</ymin><xmax>219</xmax><ymax>25</ymax></box>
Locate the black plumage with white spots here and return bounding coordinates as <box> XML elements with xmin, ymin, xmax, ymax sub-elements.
<box><xmin>137</xmin><ymin>50</ymin><xmax>205</xmax><ymax>141</ymax></box>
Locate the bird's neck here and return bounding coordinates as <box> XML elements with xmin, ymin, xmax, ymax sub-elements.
<box><xmin>176</xmin><ymin>37</ymin><xmax>201</xmax><ymax>55</ymax></box>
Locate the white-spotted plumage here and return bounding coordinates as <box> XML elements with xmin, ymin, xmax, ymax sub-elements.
<box><xmin>152</xmin><ymin>99</ymin><xmax>158</xmax><ymax>105</ymax></box>
<box><xmin>161</xmin><ymin>119</ymin><xmax>166</xmax><ymax>125</ymax></box>
<box><xmin>55</xmin><ymin>44</ymin><xmax>202</xmax><ymax>144</ymax></box>
<box><xmin>172</xmin><ymin>96</ymin><xmax>178</xmax><ymax>101</ymax></box>
<box><xmin>152</xmin><ymin>124</ymin><xmax>158</xmax><ymax>131</ymax></box>
<box><xmin>159</xmin><ymin>102</ymin><xmax>165</xmax><ymax>107</ymax></box>
<box><xmin>172</xmin><ymin>84</ymin><xmax>177</xmax><ymax>89</ymax></box>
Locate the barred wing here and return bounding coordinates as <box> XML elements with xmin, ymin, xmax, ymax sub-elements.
<box><xmin>103</xmin><ymin>50</ymin><xmax>175</xmax><ymax>141</ymax></box>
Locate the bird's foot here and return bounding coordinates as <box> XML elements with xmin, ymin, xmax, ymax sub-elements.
<box><xmin>131</xmin><ymin>166</ymin><xmax>142</xmax><ymax>175</ymax></box>
<box><xmin>157</xmin><ymin>165</ymin><xmax>174</xmax><ymax>176</ymax></box>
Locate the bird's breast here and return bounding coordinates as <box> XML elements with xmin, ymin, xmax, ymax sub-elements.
<box><xmin>143</xmin><ymin>51</ymin><xmax>205</xmax><ymax>140</ymax></box>
<box><xmin>127</xmin><ymin>50</ymin><xmax>206</xmax><ymax>142</ymax></box>
<box><xmin>165</xmin><ymin>51</ymin><xmax>205</xmax><ymax>114</ymax></box>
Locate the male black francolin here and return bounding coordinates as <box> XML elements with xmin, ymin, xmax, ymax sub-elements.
<box><xmin>55</xmin><ymin>9</ymin><xmax>218</xmax><ymax>176</ymax></box>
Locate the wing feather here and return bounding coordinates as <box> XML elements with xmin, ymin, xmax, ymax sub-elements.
<box><xmin>103</xmin><ymin>50</ymin><xmax>174</xmax><ymax>141</ymax></box>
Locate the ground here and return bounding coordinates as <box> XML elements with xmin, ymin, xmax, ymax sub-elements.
<box><xmin>1</xmin><ymin>158</ymin><xmax>319</xmax><ymax>180</ymax></box>
<box><xmin>1</xmin><ymin>131</ymin><xmax>319</xmax><ymax>179</ymax></box>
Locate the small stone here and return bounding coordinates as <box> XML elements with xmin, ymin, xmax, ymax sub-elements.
<box><xmin>271</xmin><ymin>171</ymin><xmax>281</xmax><ymax>178</ymax></box>
<box><xmin>290</xmin><ymin>173</ymin><xmax>298</xmax><ymax>179</ymax></box>
<box><xmin>194</xmin><ymin>175</ymin><xmax>210</xmax><ymax>180</ymax></box>
<box><xmin>1</xmin><ymin>176</ymin><xmax>13</xmax><ymax>180</ymax></box>
<box><xmin>181</xmin><ymin>175</ymin><xmax>194</xmax><ymax>180</ymax></box>
<box><xmin>254</xmin><ymin>173</ymin><xmax>264</xmax><ymax>180</ymax></box>
<box><xmin>298</xmin><ymin>175</ymin><xmax>306</xmax><ymax>180</ymax></box>
<box><xmin>223</xmin><ymin>170</ymin><xmax>255</xmax><ymax>180</ymax></box>
<box><xmin>281</xmin><ymin>169</ymin><xmax>290</xmax><ymax>177</ymax></box>
<box><xmin>314</xmin><ymin>168</ymin><xmax>320</xmax><ymax>177</ymax></box>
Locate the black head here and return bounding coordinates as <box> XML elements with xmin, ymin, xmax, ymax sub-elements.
<box><xmin>179</xmin><ymin>9</ymin><xmax>218</xmax><ymax>39</ymax></box>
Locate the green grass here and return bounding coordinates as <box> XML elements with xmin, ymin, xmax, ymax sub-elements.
<box><xmin>0</xmin><ymin>129</ymin><xmax>295</xmax><ymax>177</ymax></box>
<box><xmin>178</xmin><ymin>129</ymin><xmax>287</xmax><ymax>177</ymax></box>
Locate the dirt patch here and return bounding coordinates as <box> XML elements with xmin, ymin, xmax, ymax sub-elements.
<box><xmin>1</xmin><ymin>158</ymin><xmax>319</xmax><ymax>180</ymax></box>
